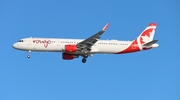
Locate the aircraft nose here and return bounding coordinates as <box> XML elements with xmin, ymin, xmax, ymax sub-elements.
<box><xmin>13</xmin><ymin>43</ymin><xmax>19</xmax><ymax>49</ymax></box>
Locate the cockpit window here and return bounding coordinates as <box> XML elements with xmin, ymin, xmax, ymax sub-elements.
<box><xmin>18</xmin><ymin>40</ymin><xmax>24</xmax><ymax>42</ymax></box>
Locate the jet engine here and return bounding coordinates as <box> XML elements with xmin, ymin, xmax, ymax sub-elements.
<box><xmin>62</xmin><ymin>53</ymin><xmax>79</xmax><ymax>60</ymax></box>
<box><xmin>65</xmin><ymin>45</ymin><xmax>77</xmax><ymax>52</ymax></box>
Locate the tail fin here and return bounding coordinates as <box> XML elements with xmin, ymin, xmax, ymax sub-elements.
<box><xmin>116</xmin><ymin>23</ymin><xmax>158</xmax><ymax>54</ymax></box>
<box><xmin>137</xmin><ymin>23</ymin><xmax>157</xmax><ymax>45</ymax></box>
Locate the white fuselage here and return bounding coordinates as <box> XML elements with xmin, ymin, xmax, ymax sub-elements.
<box><xmin>13</xmin><ymin>37</ymin><xmax>159</xmax><ymax>54</ymax></box>
<box><xmin>13</xmin><ymin>38</ymin><xmax>133</xmax><ymax>54</ymax></box>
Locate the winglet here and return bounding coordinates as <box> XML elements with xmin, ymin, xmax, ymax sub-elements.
<box><xmin>102</xmin><ymin>22</ymin><xmax>110</xmax><ymax>31</ymax></box>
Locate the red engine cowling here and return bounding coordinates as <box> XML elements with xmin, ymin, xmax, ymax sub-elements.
<box><xmin>65</xmin><ymin>45</ymin><xmax>77</xmax><ymax>52</ymax></box>
<box><xmin>62</xmin><ymin>53</ymin><xmax>79</xmax><ymax>60</ymax></box>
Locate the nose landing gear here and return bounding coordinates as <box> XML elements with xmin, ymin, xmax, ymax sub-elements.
<box><xmin>27</xmin><ymin>50</ymin><xmax>31</xmax><ymax>58</ymax></box>
<box><xmin>27</xmin><ymin>55</ymin><xmax>30</xmax><ymax>58</ymax></box>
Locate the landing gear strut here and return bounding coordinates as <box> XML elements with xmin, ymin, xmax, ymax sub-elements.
<box><xmin>84</xmin><ymin>54</ymin><xmax>88</xmax><ymax>58</ymax></box>
<box><xmin>27</xmin><ymin>50</ymin><xmax>31</xmax><ymax>58</ymax></box>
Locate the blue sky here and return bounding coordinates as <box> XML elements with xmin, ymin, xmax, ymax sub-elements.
<box><xmin>0</xmin><ymin>0</ymin><xmax>180</xmax><ymax>100</ymax></box>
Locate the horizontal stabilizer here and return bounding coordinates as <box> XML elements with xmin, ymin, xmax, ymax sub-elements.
<box><xmin>143</xmin><ymin>40</ymin><xmax>158</xmax><ymax>47</ymax></box>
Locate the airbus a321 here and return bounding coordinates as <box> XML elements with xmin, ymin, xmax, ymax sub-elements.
<box><xmin>13</xmin><ymin>23</ymin><xmax>159</xmax><ymax>63</ymax></box>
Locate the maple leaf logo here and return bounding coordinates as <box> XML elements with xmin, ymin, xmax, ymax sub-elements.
<box><xmin>140</xmin><ymin>35</ymin><xmax>152</xmax><ymax>44</ymax></box>
<box><xmin>140</xmin><ymin>29</ymin><xmax>154</xmax><ymax>44</ymax></box>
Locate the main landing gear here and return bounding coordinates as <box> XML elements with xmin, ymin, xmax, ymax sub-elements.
<box><xmin>27</xmin><ymin>50</ymin><xmax>31</xmax><ymax>58</ymax></box>
<box><xmin>82</xmin><ymin>54</ymin><xmax>88</xmax><ymax>63</ymax></box>
<box><xmin>82</xmin><ymin>58</ymin><xmax>86</xmax><ymax>63</ymax></box>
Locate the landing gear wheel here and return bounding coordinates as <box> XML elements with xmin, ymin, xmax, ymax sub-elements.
<box><xmin>27</xmin><ymin>55</ymin><xmax>30</xmax><ymax>58</ymax></box>
<box><xmin>82</xmin><ymin>58</ymin><xmax>86</xmax><ymax>63</ymax></box>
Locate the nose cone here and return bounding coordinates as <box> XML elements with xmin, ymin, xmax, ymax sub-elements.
<box><xmin>13</xmin><ymin>43</ymin><xmax>19</xmax><ymax>49</ymax></box>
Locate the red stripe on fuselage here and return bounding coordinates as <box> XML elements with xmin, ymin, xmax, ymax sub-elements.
<box><xmin>116</xmin><ymin>39</ymin><xmax>141</xmax><ymax>54</ymax></box>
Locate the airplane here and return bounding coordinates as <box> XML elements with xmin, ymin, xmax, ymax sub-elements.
<box><xmin>13</xmin><ymin>22</ymin><xmax>159</xmax><ymax>63</ymax></box>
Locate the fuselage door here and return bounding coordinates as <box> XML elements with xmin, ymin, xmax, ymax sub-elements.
<box><xmin>56</xmin><ymin>40</ymin><xmax>62</xmax><ymax>51</ymax></box>
<box><xmin>27</xmin><ymin>39</ymin><xmax>34</xmax><ymax>50</ymax></box>
<box><xmin>27</xmin><ymin>39</ymin><xmax>32</xmax><ymax>45</ymax></box>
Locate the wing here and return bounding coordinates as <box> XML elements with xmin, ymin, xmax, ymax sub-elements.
<box><xmin>77</xmin><ymin>22</ymin><xmax>110</xmax><ymax>53</ymax></box>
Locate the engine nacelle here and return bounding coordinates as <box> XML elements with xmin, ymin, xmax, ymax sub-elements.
<box><xmin>65</xmin><ymin>45</ymin><xmax>77</xmax><ymax>52</ymax></box>
<box><xmin>62</xmin><ymin>53</ymin><xmax>79</xmax><ymax>60</ymax></box>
